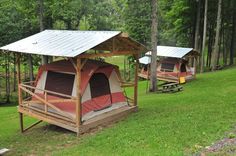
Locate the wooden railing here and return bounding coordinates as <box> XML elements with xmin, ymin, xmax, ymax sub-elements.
<box><xmin>18</xmin><ymin>82</ymin><xmax>77</xmax><ymax>124</ymax></box>
<box><xmin>119</xmin><ymin>81</ymin><xmax>135</xmax><ymax>106</ymax></box>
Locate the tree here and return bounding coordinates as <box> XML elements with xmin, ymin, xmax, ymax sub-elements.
<box><xmin>194</xmin><ymin>0</ymin><xmax>201</xmax><ymax>51</ymax></box>
<box><xmin>200</xmin><ymin>0</ymin><xmax>208</xmax><ymax>72</ymax></box>
<box><xmin>28</xmin><ymin>54</ymin><xmax>34</xmax><ymax>81</ymax></box>
<box><xmin>229</xmin><ymin>0</ymin><xmax>236</xmax><ymax>65</ymax></box>
<box><xmin>149</xmin><ymin>0</ymin><xmax>158</xmax><ymax>92</ymax></box>
<box><xmin>13</xmin><ymin>54</ymin><xmax>17</xmax><ymax>92</ymax></box>
<box><xmin>5</xmin><ymin>53</ymin><xmax>10</xmax><ymax>103</ymax></box>
<box><xmin>85</xmin><ymin>0</ymin><xmax>125</xmax><ymax>31</ymax></box>
<box><xmin>124</xmin><ymin>0</ymin><xmax>152</xmax><ymax>46</ymax></box>
<box><xmin>39</xmin><ymin>0</ymin><xmax>48</xmax><ymax>65</ymax></box>
<box><xmin>211</xmin><ymin>0</ymin><xmax>222</xmax><ymax>70</ymax></box>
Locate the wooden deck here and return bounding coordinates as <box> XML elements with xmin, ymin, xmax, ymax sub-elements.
<box><xmin>80</xmin><ymin>106</ymin><xmax>137</xmax><ymax>133</ymax></box>
<box><xmin>18</xmin><ymin>105</ymin><xmax>137</xmax><ymax>134</ymax></box>
<box><xmin>16</xmin><ymin>49</ymin><xmax>140</xmax><ymax>136</ymax></box>
<box><xmin>138</xmin><ymin>73</ymin><xmax>195</xmax><ymax>83</ymax></box>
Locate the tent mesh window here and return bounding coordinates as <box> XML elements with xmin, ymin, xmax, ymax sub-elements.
<box><xmin>160</xmin><ymin>63</ymin><xmax>175</xmax><ymax>72</ymax></box>
<box><xmin>45</xmin><ymin>71</ymin><xmax>75</xmax><ymax>97</ymax></box>
<box><xmin>180</xmin><ymin>63</ymin><xmax>187</xmax><ymax>72</ymax></box>
<box><xmin>89</xmin><ymin>73</ymin><xmax>111</xmax><ymax>98</ymax></box>
<box><xmin>144</xmin><ymin>65</ymin><xmax>149</xmax><ymax>71</ymax></box>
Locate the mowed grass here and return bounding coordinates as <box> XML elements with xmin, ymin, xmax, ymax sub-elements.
<box><xmin>0</xmin><ymin>67</ymin><xmax>236</xmax><ymax>155</ymax></box>
<box><xmin>105</xmin><ymin>56</ymin><xmax>125</xmax><ymax>70</ymax></box>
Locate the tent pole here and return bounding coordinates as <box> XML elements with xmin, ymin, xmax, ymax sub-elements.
<box><xmin>16</xmin><ymin>53</ymin><xmax>23</xmax><ymax>133</ymax></box>
<box><xmin>76</xmin><ymin>57</ymin><xmax>82</xmax><ymax>136</ymax></box>
<box><xmin>134</xmin><ymin>53</ymin><xmax>139</xmax><ymax>106</ymax></box>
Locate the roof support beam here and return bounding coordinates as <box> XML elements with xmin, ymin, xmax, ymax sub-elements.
<box><xmin>68</xmin><ymin>58</ymin><xmax>77</xmax><ymax>72</ymax></box>
<box><xmin>78</xmin><ymin>51</ymin><xmax>137</xmax><ymax>59</ymax></box>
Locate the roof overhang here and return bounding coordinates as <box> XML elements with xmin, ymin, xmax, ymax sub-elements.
<box><xmin>0</xmin><ymin>30</ymin><xmax>147</xmax><ymax>57</ymax></box>
<box><xmin>145</xmin><ymin>46</ymin><xmax>199</xmax><ymax>59</ymax></box>
<box><xmin>139</xmin><ymin>46</ymin><xmax>199</xmax><ymax>65</ymax></box>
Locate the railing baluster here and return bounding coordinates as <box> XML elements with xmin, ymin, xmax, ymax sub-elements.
<box><xmin>44</xmin><ymin>92</ymin><xmax>48</xmax><ymax>113</ymax></box>
<box><xmin>20</xmin><ymin>85</ymin><xmax>74</xmax><ymax>119</ymax></box>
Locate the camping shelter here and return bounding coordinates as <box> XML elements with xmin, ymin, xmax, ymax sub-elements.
<box><xmin>0</xmin><ymin>30</ymin><xmax>146</xmax><ymax>135</ymax></box>
<box><xmin>139</xmin><ymin>46</ymin><xmax>199</xmax><ymax>83</ymax></box>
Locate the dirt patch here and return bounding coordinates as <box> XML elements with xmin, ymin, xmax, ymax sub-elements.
<box><xmin>200</xmin><ymin>138</ymin><xmax>236</xmax><ymax>155</ymax></box>
<box><xmin>199</xmin><ymin>127</ymin><xmax>236</xmax><ymax>156</ymax></box>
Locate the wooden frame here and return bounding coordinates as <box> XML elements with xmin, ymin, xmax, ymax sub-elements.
<box><xmin>15</xmin><ymin>33</ymin><xmax>143</xmax><ymax>136</ymax></box>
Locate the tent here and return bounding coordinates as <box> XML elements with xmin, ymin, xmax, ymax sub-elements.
<box><xmin>139</xmin><ymin>46</ymin><xmax>199</xmax><ymax>83</ymax></box>
<box><xmin>0</xmin><ymin>30</ymin><xmax>147</xmax><ymax>135</ymax></box>
<box><xmin>33</xmin><ymin>59</ymin><xmax>127</xmax><ymax>121</ymax></box>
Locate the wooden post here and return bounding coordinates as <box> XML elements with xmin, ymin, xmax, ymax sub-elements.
<box><xmin>16</xmin><ymin>54</ymin><xmax>23</xmax><ymax>132</ymax></box>
<box><xmin>76</xmin><ymin>57</ymin><xmax>82</xmax><ymax>136</ymax></box>
<box><xmin>19</xmin><ymin>113</ymin><xmax>24</xmax><ymax>133</ymax></box>
<box><xmin>134</xmin><ymin>54</ymin><xmax>139</xmax><ymax>106</ymax></box>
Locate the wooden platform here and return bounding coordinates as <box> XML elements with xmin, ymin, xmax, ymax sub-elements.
<box><xmin>139</xmin><ymin>73</ymin><xmax>195</xmax><ymax>83</ymax></box>
<box><xmin>80</xmin><ymin>106</ymin><xmax>137</xmax><ymax>133</ymax></box>
<box><xmin>18</xmin><ymin>105</ymin><xmax>137</xmax><ymax>134</ymax></box>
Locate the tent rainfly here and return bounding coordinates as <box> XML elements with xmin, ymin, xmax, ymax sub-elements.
<box><xmin>139</xmin><ymin>46</ymin><xmax>199</xmax><ymax>83</ymax></box>
<box><xmin>0</xmin><ymin>30</ymin><xmax>147</xmax><ymax>135</ymax></box>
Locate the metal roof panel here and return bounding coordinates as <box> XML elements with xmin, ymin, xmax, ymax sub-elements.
<box><xmin>139</xmin><ymin>56</ymin><xmax>151</xmax><ymax>65</ymax></box>
<box><xmin>0</xmin><ymin>30</ymin><xmax>121</xmax><ymax>57</ymax></box>
<box><xmin>146</xmin><ymin>46</ymin><xmax>193</xmax><ymax>58</ymax></box>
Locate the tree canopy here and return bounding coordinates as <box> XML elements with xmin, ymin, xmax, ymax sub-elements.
<box><xmin>0</xmin><ymin>0</ymin><xmax>236</xmax><ymax>100</ymax></box>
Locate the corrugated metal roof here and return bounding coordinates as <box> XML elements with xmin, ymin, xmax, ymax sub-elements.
<box><xmin>146</xmin><ymin>46</ymin><xmax>194</xmax><ymax>58</ymax></box>
<box><xmin>139</xmin><ymin>56</ymin><xmax>151</xmax><ymax>65</ymax></box>
<box><xmin>0</xmin><ymin>30</ymin><xmax>121</xmax><ymax>57</ymax></box>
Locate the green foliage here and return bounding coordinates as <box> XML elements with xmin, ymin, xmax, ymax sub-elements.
<box><xmin>0</xmin><ymin>0</ymin><xmax>38</xmax><ymax>46</ymax></box>
<box><xmin>124</xmin><ymin>0</ymin><xmax>152</xmax><ymax>46</ymax></box>
<box><xmin>159</xmin><ymin>0</ymin><xmax>196</xmax><ymax>46</ymax></box>
<box><xmin>45</xmin><ymin>0</ymin><xmax>90</xmax><ymax>30</ymax></box>
<box><xmin>85</xmin><ymin>0</ymin><xmax>124</xmax><ymax>30</ymax></box>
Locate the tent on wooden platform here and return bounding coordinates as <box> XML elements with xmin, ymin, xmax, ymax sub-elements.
<box><xmin>0</xmin><ymin>30</ymin><xmax>147</xmax><ymax>135</ymax></box>
<box><xmin>139</xmin><ymin>46</ymin><xmax>199</xmax><ymax>83</ymax></box>
<box><xmin>34</xmin><ymin>59</ymin><xmax>127</xmax><ymax>121</ymax></box>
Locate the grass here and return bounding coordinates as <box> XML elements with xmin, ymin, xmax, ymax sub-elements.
<box><xmin>1</xmin><ymin>67</ymin><xmax>236</xmax><ymax>155</ymax></box>
<box><xmin>105</xmin><ymin>56</ymin><xmax>125</xmax><ymax>70</ymax></box>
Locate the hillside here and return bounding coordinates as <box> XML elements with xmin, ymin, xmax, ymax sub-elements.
<box><xmin>0</xmin><ymin>67</ymin><xmax>236</xmax><ymax>155</ymax></box>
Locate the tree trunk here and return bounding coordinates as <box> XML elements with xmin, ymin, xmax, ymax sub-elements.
<box><xmin>39</xmin><ymin>0</ymin><xmax>44</xmax><ymax>32</ymax></box>
<box><xmin>38</xmin><ymin>0</ymin><xmax>48</xmax><ymax>65</ymax></box>
<box><xmin>5</xmin><ymin>53</ymin><xmax>10</xmax><ymax>103</ymax></box>
<box><xmin>217</xmin><ymin>33</ymin><xmax>222</xmax><ymax>65</ymax></box>
<box><xmin>28</xmin><ymin>55</ymin><xmax>34</xmax><ymax>81</ymax></box>
<box><xmin>211</xmin><ymin>0</ymin><xmax>222</xmax><ymax>71</ymax></box>
<box><xmin>149</xmin><ymin>0</ymin><xmax>158</xmax><ymax>92</ymax></box>
<box><xmin>194</xmin><ymin>0</ymin><xmax>201</xmax><ymax>51</ymax></box>
<box><xmin>13</xmin><ymin>54</ymin><xmax>17</xmax><ymax>92</ymax></box>
<box><xmin>222</xmin><ymin>19</ymin><xmax>226</xmax><ymax>66</ymax></box>
<box><xmin>200</xmin><ymin>0</ymin><xmax>208</xmax><ymax>73</ymax></box>
<box><xmin>230</xmin><ymin>0</ymin><xmax>236</xmax><ymax>65</ymax></box>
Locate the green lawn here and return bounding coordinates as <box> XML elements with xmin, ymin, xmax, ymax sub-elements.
<box><xmin>1</xmin><ymin>67</ymin><xmax>236</xmax><ymax>155</ymax></box>
<box><xmin>105</xmin><ymin>56</ymin><xmax>125</xmax><ymax>70</ymax></box>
